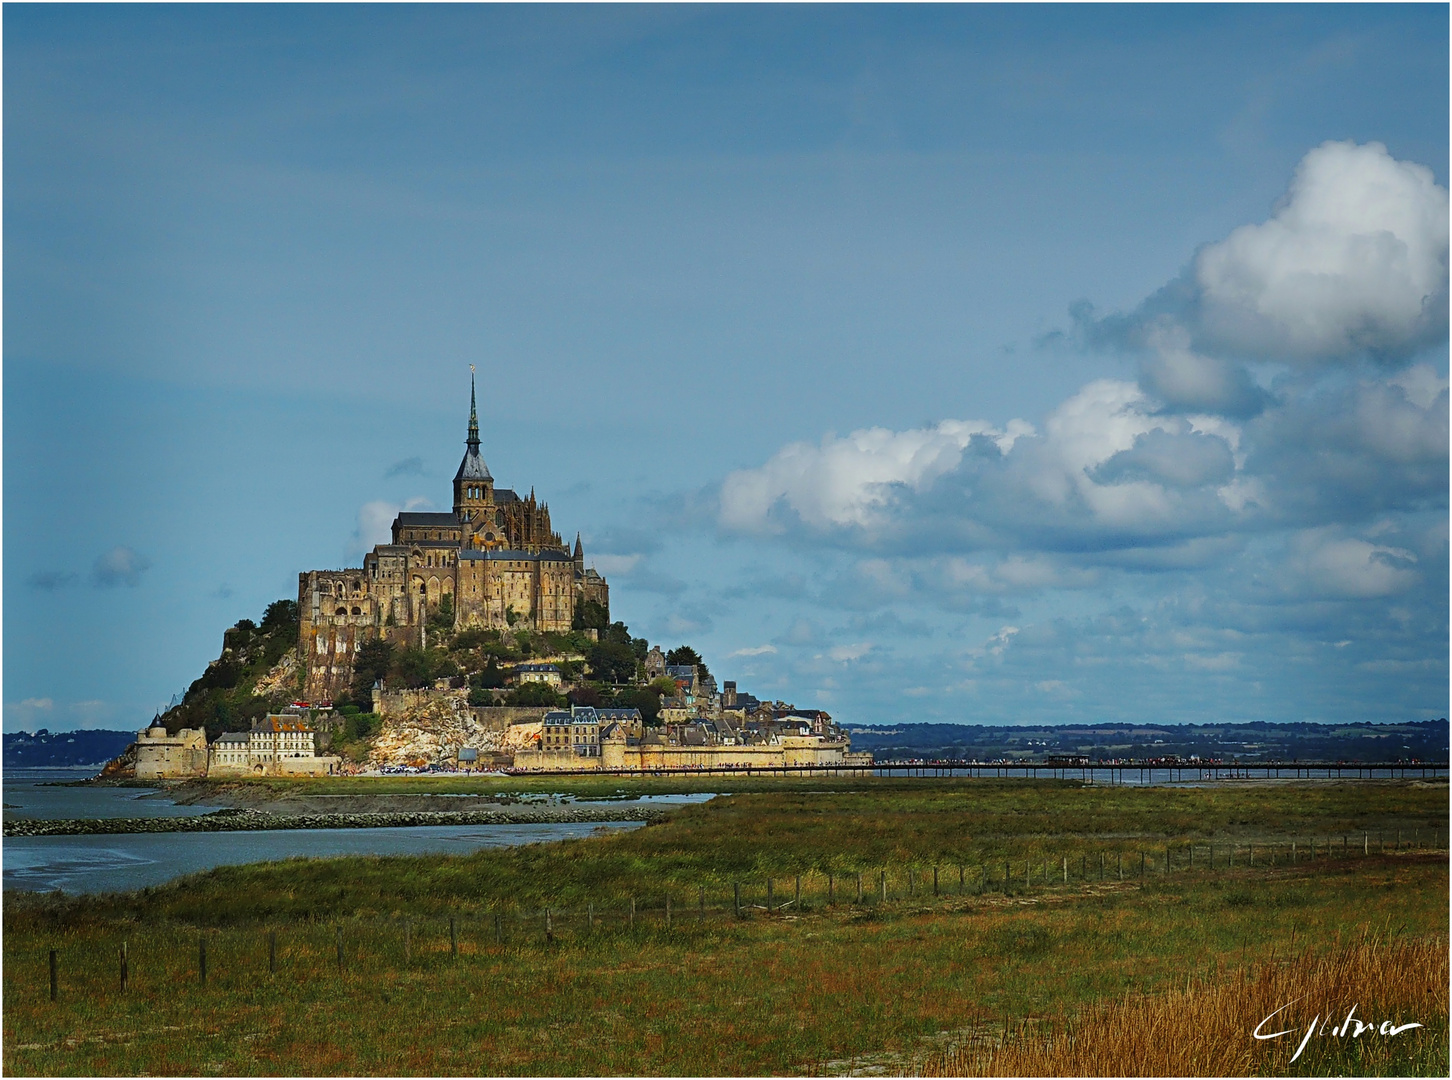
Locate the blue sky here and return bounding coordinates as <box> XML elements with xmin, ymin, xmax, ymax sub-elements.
<box><xmin>5</xmin><ymin>4</ymin><xmax>1447</xmax><ymax>732</ymax></box>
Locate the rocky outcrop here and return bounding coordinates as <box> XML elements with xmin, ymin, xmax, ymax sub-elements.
<box><xmin>368</xmin><ymin>692</ymin><xmax>544</xmax><ymax>768</ymax></box>
<box><xmin>3</xmin><ymin>805</ymin><xmax>669</xmax><ymax>837</ymax></box>
<box><xmin>96</xmin><ymin>743</ymin><xmax>138</xmax><ymax>779</ymax></box>
<box><xmin>252</xmin><ymin>647</ymin><xmax>301</xmax><ymax>699</ymax></box>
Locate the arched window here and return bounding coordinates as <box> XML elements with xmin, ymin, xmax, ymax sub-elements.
<box><xmin>335</xmin><ymin>607</ymin><xmax>347</xmax><ymax>616</ymax></box>
<box><xmin>351</xmin><ymin>606</ymin><xmax>361</xmax><ymax>616</ymax></box>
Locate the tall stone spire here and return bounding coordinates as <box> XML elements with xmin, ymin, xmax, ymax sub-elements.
<box><xmin>454</xmin><ymin>368</ymin><xmax>492</xmax><ymax>515</ymax></box>
<box><xmin>467</xmin><ymin>369</ymin><xmax>481</xmax><ymax>449</ymax></box>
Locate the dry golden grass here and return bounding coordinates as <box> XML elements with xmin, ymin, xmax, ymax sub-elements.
<box><xmin>925</xmin><ymin>934</ymin><xmax>1448</xmax><ymax>1077</ymax></box>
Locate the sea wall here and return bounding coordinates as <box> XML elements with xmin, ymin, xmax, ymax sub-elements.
<box><xmin>4</xmin><ymin>805</ymin><xmax>669</xmax><ymax>837</ymax></box>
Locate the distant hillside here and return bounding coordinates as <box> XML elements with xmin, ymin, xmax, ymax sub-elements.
<box><xmin>846</xmin><ymin>720</ymin><xmax>1450</xmax><ymax>763</ymax></box>
<box><xmin>3</xmin><ymin>729</ymin><xmax>137</xmax><ymax>768</ymax></box>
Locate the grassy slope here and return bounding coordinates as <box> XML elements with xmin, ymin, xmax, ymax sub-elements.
<box><xmin>4</xmin><ymin>780</ymin><xmax>1447</xmax><ymax>1076</ymax></box>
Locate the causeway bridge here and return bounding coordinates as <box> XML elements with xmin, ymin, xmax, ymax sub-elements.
<box><xmin>508</xmin><ymin>760</ymin><xmax>1449</xmax><ymax>783</ymax></box>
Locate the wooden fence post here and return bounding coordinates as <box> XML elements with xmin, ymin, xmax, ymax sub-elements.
<box><xmin>588</xmin><ymin>903</ymin><xmax>595</xmax><ymax>930</ymax></box>
<box><xmin>335</xmin><ymin>926</ymin><xmax>343</xmax><ymax>974</ymax></box>
<box><xmin>699</xmin><ymin>888</ymin><xmax>706</xmax><ymax>921</ymax></box>
<box><xmin>495</xmin><ymin>911</ymin><xmax>503</xmax><ymax>945</ymax></box>
<box><xmin>200</xmin><ymin>936</ymin><xmax>208</xmax><ymax>986</ymax></box>
<box><xmin>270</xmin><ymin>929</ymin><xmax>279</xmax><ymax>972</ymax></box>
<box><xmin>795</xmin><ymin>876</ymin><xmax>801</xmax><ymax>908</ymax></box>
<box><xmin>1117</xmin><ymin>852</ymin><xmax>1122</xmax><ymax>881</ymax></box>
<box><xmin>630</xmin><ymin>897</ymin><xmax>636</xmax><ymax>929</ymax></box>
<box><xmin>665</xmin><ymin>897</ymin><xmax>671</xmax><ymax>930</ymax></box>
<box><xmin>1004</xmin><ymin>861</ymin><xmax>1010</xmax><ymax>893</ymax></box>
<box><xmin>959</xmin><ymin>865</ymin><xmax>965</xmax><ymax>894</ymax></box>
<box><xmin>767</xmin><ymin>878</ymin><xmax>774</xmax><ymax>913</ymax></box>
<box><xmin>120</xmin><ymin>941</ymin><xmax>129</xmax><ymax>993</ymax></box>
<box><xmin>1140</xmin><ymin>852</ymin><xmax>1145</xmax><ymax>878</ymax></box>
<box><xmin>734</xmin><ymin>882</ymin><xmax>741</xmax><ymax>919</ymax></box>
<box><xmin>828</xmin><ymin>874</ymin><xmax>834</xmax><ymax>903</ymax></box>
<box><xmin>1164</xmin><ymin>847</ymin><xmax>1170</xmax><ymax>874</ymax></box>
<box><xmin>980</xmin><ymin>865</ymin><xmax>986</xmax><ymax>893</ymax></box>
<box><xmin>451</xmin><ymin>916</ymin><xmax>459</xmax><ymax>957</ymax></box>
<box><xmin>49</xmin><ymin>949</ymin><xmax>57</xmax><ymax>1002</ymax></box>
<box><xmin>880</xmin><ymin>870</ymin><xmax>887</xmax><ymax>902</ymax></box>
<box><xmin>1364</xmin><ymin>832</ymin><xmax>1368</xmax><ymax>855</ymax></box>
<box><xmin>933</xmin><ymin>866</ymin><xmax>939</xmax><ymax>896</ymax></box>
<box><xmin>908</xmin><ymin>867</ymin><xmax>915</xmax><ymax>897</ymax></box>
<box><xmin>856</xmin><ymin>873</ymin><xmax>863</xmax><ymax>902</ymax></box>
<box><xmin>1062</xmin><ymin>857</ymin><xmax>1067</xmax><ymax>884</ymax></box>
<box><xmin>546</xmin><ymin>908</ymin><xmax>554</xmax><ymax>943</ymax></box>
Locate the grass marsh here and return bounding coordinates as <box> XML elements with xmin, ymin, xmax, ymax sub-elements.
<box><xmin>5</xmin><ymin>779</ymin><xmax>1446</xmax><ymax>1076</ymax></box>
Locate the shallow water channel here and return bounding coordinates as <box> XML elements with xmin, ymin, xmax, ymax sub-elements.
<box><xmin>2</xmin><ymin>769</ymin><xmax>707</xmax><ymax>894</ymax></box>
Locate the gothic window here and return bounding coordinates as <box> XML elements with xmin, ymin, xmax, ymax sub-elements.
<box><xmin>335</xmin><ymin>607</ymin><xmax>347</xmax><ymax>616</ymax></box>
<box><xmin>351</xmin><ymin>607</ymin><xmax>361</xmax><ymax>616</ymax></box>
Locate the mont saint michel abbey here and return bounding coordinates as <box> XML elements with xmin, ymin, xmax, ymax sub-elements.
<box><xmin>298</xmin><ymin>379</ymin><xmax>608</xmax><ymax>700</ymax></box>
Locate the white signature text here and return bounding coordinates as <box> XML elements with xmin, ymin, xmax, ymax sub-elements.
<box><xmin>1254</xmin><ymin>999</ymin><xmax>1423</xmax><ymax>1062</ymax></box>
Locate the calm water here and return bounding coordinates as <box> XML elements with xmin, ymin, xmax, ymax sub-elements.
<box><xmin>2</xmin><ymin>767</ymin><xmax>226</xmax><ymax>819</ymax></box>
<box><xmin>3</xmin><ymin>821</ymin><xmax>646</xmax><ymax>894</ymax></box>
<box><xmin>0</xmin><ymin>768</ymin><xmax>694</xmax><ymax>895</ymax></box>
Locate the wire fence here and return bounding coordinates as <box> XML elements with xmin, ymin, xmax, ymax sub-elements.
<box><xmin>22</xmin><ymin>825</ymin><xmax>1445</xmax><ymax>1002</ymax></box>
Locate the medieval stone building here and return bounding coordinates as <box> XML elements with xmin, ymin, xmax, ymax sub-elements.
<box><xmin>298</xmin><ymin>378</ymin><xmax>609</xmax><ymax>700</ymax></box>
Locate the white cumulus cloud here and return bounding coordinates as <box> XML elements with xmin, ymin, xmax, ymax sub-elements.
<box><xmin>729</xmin><ymin>644</ymin><xmax>778</xmax><ymax>658</ymax></box>
<box><xmin>355</xmin><ymin>497</ymin><xmax>431</xmax><ymax>550</ymax></box>
<box><xmin>1193</xmin><ymin>140</ymin><xmax>1449</xmax><ymax>362</ymax></box>
<box><xmin>719</xmin><ymin>417</ymin><xmax>1032</xmax><ymax>532</ymax></box>
<box><xmin>589</xmin><ymin>553</ymin><xmax>643</xmax><ymax>575</ymax></box>
<box><xmin>1287</xmin><ymin>529</ymin><xmax>1419</xmax><ymax>599</ymax></box>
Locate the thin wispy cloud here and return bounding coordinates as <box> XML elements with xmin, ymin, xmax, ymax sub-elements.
<box><xmin>91</xmin><ymin>547</ymin><xmax>151</xmax><ymax>588</ymax></box>
<box><xmin>385</xmin><ymin>456</ymin><xmax>425</xmax><ymax>478</ymax></box>
<box><xmin>28</xmin><ymin>570</ymin><xmax>78</xmax><ymax>591</ymax></box>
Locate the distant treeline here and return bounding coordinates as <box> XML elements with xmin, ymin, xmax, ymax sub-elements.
<box><xmin>846</xmin><ymin>719</ymin><xmax>1450</xmax><ymax>763</ymax></box>
<box><xmin>3</xmin><ymin>729</ymin><xmax>136</xmax><ymax>769</ymax></box>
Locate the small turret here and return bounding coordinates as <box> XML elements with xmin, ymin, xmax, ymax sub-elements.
<box><xmin>573</xmin><ymin>532</ymin><xmax>585</xmax><ymax>575</ymax></box>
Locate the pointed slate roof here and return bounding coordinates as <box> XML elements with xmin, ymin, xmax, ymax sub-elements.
<box><xmin>455</xmin><ymin>372</ymin><xmax>494</xmax><ymax>482</ymax></box>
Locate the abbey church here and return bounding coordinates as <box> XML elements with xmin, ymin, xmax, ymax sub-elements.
<box><xmin>298</xmin><ymin>379</ymin><xmax>608</xmax><ymax>701</ymax></box>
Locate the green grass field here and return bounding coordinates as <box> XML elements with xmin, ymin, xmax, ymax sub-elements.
<box><xmin>5</xmin><ymin>779</ymin><xmax>1447</xmax><ymax>1076</ymax></box>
